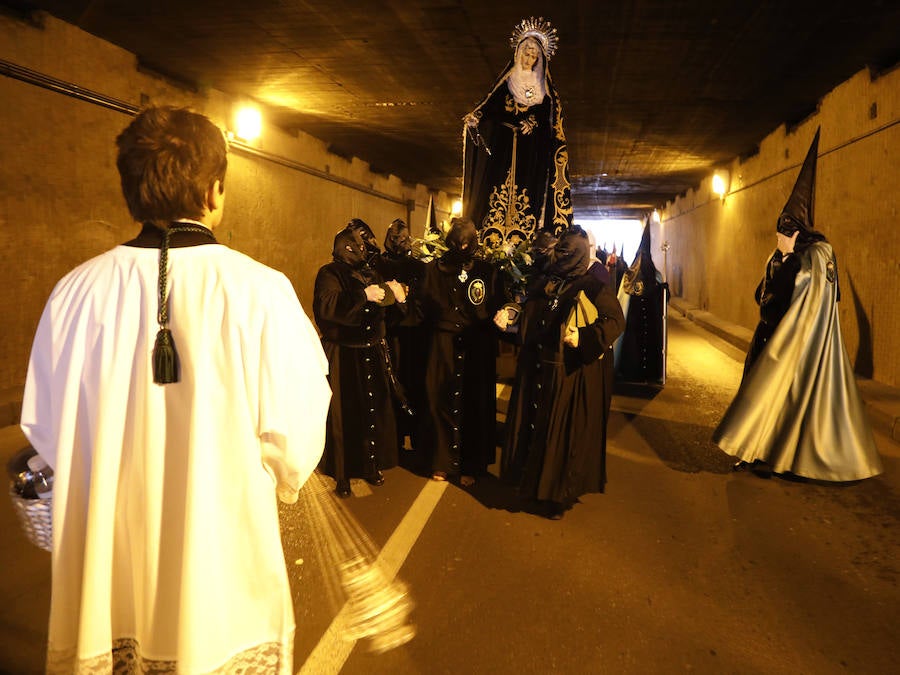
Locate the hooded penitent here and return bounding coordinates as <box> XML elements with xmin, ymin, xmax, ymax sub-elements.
<box><xmin>442</xmin><ymin>217</ymin><xmax>479</xmax><ymax>267</ymax></box>
<box><xmin>500</xmin><ymin>222</ymin><xmax>625</xmax><ymax>508</ymax></box>
<box><xmin>530</xmin><ymin>229</ymin><xmax>558</xmax><ymax>275</ymax></box>
<box><xmin>331</xmin><ymin>228</ymin><xmax>368</xmax><ymax>270</ymax></box>
<box><xmin>774</xmin><ymin>127</ymin><xmax>834</xmax><ymax>298</ymax></box>
<box><xmin>346</xmin><ymin>218</ymin><xmax>381</xmax><ymax>265</ymax></box>
<box><xmin>379</xmin><ymin>217</ymin><xmax>425</xmax><ymax>446</ymax></box>
<box><xmin>712</xmin><ymin>127</ymin><xmax>882</xmax><ymax>481</ymax></box>
<box><xmin>462</xmin><ymin>17</ymin><xmax>573</xmax><ymax>244</ymax></box>
<box><xmin>416</xmin><ymin>218</ymin><xmax>503</xmax><ymax>482</ymax></box>
<box><xmin>332</xmin><ymin>228</ymin><xmax>367</xmax><ymax>269</ymax></box>
<box><xmin>333</xmin><ymin>227</ymin><xmax>385</xmax><ymax>295</ymax></box>
<box><xmin>614</xmin><ymin>217</ymin><xmax>667</xmax><ymax>384</ymax></box>
<box><xmin>776</xmin><ymin>128</ymin><xmax>826</xmax><ymax>245</ymax></box>
<box><xmin>314</xmin><ymin>225</ymin><xmax>402</xmax><ymax>490</ymax></box>
<box><xmin>384</xmin><ymin>219</ymin><xmax>412</xmax><ymax>256</ymax></box>
<box><xmin>544</xmin><ymin>226</ymin><xmax>589</xmax><ymax>280</ymax></box>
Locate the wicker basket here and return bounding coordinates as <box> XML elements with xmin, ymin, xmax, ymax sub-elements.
<box><xmin>9</xmin><ymin>485</ymin><xmax>52</xmax><ymax>552</ymax></box>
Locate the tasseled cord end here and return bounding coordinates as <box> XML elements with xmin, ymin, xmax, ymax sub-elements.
<box><xmin>153</xmin><ymin>223</ymin><xmax>180</xmax><ymax>384</ymax></box>
<box><xmin>153</xmin><ymin>327</ymin><xmax>179</xmax><ymax>384</ymax></box>
<box><xmin>151</xmin><ymin>221</ymin><xmax>215</xmax><ymax>384</ymax></box>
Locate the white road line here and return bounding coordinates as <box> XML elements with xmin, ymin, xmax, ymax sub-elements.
<box><xmin>297</xmin><ymin>479</ymin><xmax>449</xmax><ymax>674</ymax></box>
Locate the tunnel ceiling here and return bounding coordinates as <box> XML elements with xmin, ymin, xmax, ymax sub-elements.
<box><xmin>13</xmin><ymin>0</ymin><xmax>900</xmax><ymax>219</ymax></box>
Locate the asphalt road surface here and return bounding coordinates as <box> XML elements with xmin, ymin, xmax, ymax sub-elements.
<box><xmin>2</xmin><ymin>314</ymin><xmax>897</xmax><ymax>674</ymax></box>
<box><xmin>287</xmin><ymin>314</ymin><xmax>900</xmax><ymax>675</ymax></box>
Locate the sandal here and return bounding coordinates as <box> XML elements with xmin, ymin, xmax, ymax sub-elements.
<box><xmin>460</xmin><ymin>475</ymin><xmax>476</xmax><ymax>488</ymax></box>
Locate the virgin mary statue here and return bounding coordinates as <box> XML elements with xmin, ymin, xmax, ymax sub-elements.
<box><xmin>462</xmin><ymin>17</ymin><xmax>574</xmax><ymax>245</ymax></box>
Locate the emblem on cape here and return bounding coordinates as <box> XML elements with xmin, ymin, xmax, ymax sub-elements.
<box><xmin>622</xmin><ymin>271</ymin><xmax>644</xmax><ymax>297</ymax></box>
<box><xmin>825</xmin><ymin>259</ymin><xmax>836</xmax><ymax>284</ymax></box>
<box><xmin>467</xmin><ymin>279</ymin><xmax>486</xmax><ymax>305</ymax></box>
<box><xmin>458</xmin><ymin>269</ymin><xmax>468</xmax><ymax>283</ymax></box>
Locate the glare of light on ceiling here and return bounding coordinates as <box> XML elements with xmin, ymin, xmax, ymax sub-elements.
<box><xmin>234</xmin><ymin>105</ymin><xmax>262</xmax><ymax>141</ymax></box>
<box><xmin>451</xmin><ymin>199</ymin><xmax>463</xmax><ymax>216</ymax></box>
<box><xmin>712</xmin><ymin>170</ymin><xmax>729</xmax><ymax>199</ymax></box>
<box><xmin>652</xmin><ymin>209</ymin><xmax>661</xmax><ymax>223</ymax></box>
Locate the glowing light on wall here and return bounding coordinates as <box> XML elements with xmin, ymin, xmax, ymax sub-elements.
<box><xmin>234</xmin><ymin>105</ymin><xmax>262</xmax><ymax>141</ymax></box>
<box><xmin>451</xmin><ymin>199</ymin><xmax>463</xmax><ymax>216</ymax></box>
<box><xmin>652</xmin><ymin>209</ymin><xmax>661</xmax><ymax>223</ymax></box>
<box><xmin>712</xmin><ymin>170</ymin><xmax>729</xmax><ymax>199</ymax></box>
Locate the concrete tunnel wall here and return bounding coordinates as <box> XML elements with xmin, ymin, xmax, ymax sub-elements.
<box><xmin>0</xmin><ymin>12</ymin><xmax>453</xmax><ymax>397</ymax></box>
<box><xmin>656</xmin><ymin>65</ymin><xmax>900</xmax><ymax>387</ymax></box>
<box><xmin>1</xmin><ymin>11</ymin><xmax>898</xmax><ymax>400</ymax></box>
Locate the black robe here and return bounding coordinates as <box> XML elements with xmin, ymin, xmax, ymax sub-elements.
<box><xmin>502</xmin><ymin>273</ymin><xmax>625</xmax><ymax>503</ymax></box>
<box><xmin>614</xmin><ymin>236</ymin><xmax>668</xmax><ymax>385</ymax></box>
<box><xmin>416</xmin><ymin>258</ymin><xmax>503</xmax><ymax>477</ymax></box>
<box><xmin>744</xmin><ymin>250</ymin><xmax>801</xmax><ymax>374</ymax></box>
<box><xmin>313</xmin><ymin>261</ymin><xmax>405</xmax><ymax>480</ymax></box>
<box><xmin>379</xmin><ymin>251</ymin><xmax>427</xmax><ymax>447</ymax></box>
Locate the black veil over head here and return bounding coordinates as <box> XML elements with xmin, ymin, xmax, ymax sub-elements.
<box><xmin>346</xmin><ymin>218</ymin><xmax>381</xmax><ymax>261</ymax></box>
<box><xmin>530</xmin><ymin>229</ymin><xmax>558</xmax><ymax>272</ymax></box>
<box><xmin>443</xmin><ymin>217</ymin><xmax>479</xmax><ymax>266</ymax></box>
<box><xmin>333</xmin><ymin>228</ymin><xmax>368</xmax><ymax>269</ymax></box>
<box><xmin>545</xmin><ymin>225</ymin><xmax>589</xmax><ymax>280</ymax></box>
<box><xmin>384</xmin><ymin>218</ymin><xmax>411</xmax><ymax>256</ymax></box>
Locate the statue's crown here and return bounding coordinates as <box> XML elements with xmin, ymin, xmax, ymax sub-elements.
<box><xmin>510</xmin><ymin>16</ymin><xmax>559</xmax><ymax>60</ymax></box>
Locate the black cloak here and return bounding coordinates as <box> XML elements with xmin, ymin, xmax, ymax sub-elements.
<box><xmin>415</xmin><ymin>219</ymin><xmax>504</xmax><ymax>478</ymax></box>
<box><xmin>614</xmin><ymin>219</ymin><xmax>668</xmax><ymax>384</ymax></box>
<box><xmin>379</xmin><ymin>219</ymin><xmax>427</xmax><ymax>449</ymax></box>
<box><xmin>314</xmin><ymin>229</ymin><xmax>405</xmax><ymax>481</ymax></box>
<box><xmin>502</xmin><ymin>227</ymin><xmax>625</xmax><ymax>503</ymax></box>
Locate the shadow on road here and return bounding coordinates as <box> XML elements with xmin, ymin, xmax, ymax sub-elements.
<box><xmin>612</xmin><ymin>413</ymin><xmax>736</xmax><ymax>474</ymax></box>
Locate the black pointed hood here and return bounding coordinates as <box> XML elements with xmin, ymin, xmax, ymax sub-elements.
<box><xmin>634</xmin><ymin>219</ymin><xmax>653</xmax><ymax>263</ymax></box>
<box><xmin>425</xmin><ymin>195</ymin><xmax>439</xmax><ymax>235</ymax></box>
<box><xmin>777</xmin><ymin>128</ymin><xmax>825</xmax><ymax>244</ymax></box>
<box><xmin>622</xmin><ymin>217</ymin><xmax>659</xmax><ymax>296</ymax></box>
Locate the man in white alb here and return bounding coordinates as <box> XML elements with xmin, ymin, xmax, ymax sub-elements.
<box><xmin>21</xmin><ymin>106</ymin><xmax>331</xmax><ymax>674</ymax></box>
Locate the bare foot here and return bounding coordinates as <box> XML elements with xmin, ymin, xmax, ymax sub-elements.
<box><xmin>431</xmin><ymin>471</ymin><xmax>447</xmax><ymax>482</ymax></box>
<box><xmin>460</xmin><ymin>475</ymin><xmax>476</xmax><ymax>487</ymax></box>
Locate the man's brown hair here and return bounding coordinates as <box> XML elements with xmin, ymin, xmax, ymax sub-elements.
<box><xmin>116</xmin><ymin>107</ymin><xmax>227</xmax><ymax>225</ymax></box>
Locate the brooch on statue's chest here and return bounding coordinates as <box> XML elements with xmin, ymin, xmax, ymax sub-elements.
<box><xmin>467</xmin><ymin>279</ymin><xmax>486</xmax><ymax>305</ymax></box>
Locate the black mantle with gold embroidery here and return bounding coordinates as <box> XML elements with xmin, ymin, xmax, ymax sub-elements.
<box><xmin>462</xmin><ymin>60</ymin><xmax>573</xmax><ymax>243</ymax></box>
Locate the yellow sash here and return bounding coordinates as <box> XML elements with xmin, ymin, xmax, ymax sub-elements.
<box><xmin>565</xmin><ymin>290</ymin><xmax>598</xmax><ymax>331</ymax></box>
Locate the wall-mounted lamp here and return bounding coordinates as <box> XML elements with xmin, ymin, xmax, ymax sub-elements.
<box><xmin>712</xmin><ymin>170</ymin><xmax>729</xmax><ymax>200</ymax></box>
<box><xmin>233</xmin><ymin>104</ymin><xmax>262</xmax><ymax>142</ymax></box>
<box><xmin>652</xmin><ymin>209</ymin><xmax>661</xmax><ymax>224</ymax></box>
<box><xmin>451</xmin><ymin>199</ymin><xmax>463</xmax><ymax>216</ymax></box>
